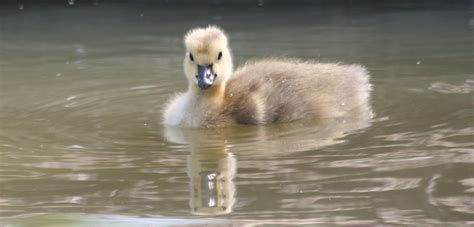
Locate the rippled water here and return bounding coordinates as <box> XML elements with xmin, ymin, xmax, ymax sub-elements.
<box><xmin>1</xmin><ymin>2</ymin><xmax>473</xmax><ymax>226</ymax></box>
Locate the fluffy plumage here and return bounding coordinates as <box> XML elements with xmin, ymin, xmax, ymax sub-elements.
<box><xmin>163</xmin><ymin>26</ymin><xmax>371</xmax><ymax>128</ymax></box>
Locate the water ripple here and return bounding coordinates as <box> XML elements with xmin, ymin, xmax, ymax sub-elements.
<box><xmin>429</xmin><ymin>79</ymin><xmax>474</xmax><ymax>94</ymax></box>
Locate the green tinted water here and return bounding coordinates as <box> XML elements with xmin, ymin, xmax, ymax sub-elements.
<box><xmin>1</xmin><ymin>2</ymin><xmax>473</xmax><ymax>225</ymax></box>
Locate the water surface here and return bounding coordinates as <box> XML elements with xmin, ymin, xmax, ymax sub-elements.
<box><xmin>1</xmin><ymin>2</ymin><xmax>473</xmax><ymax>225</ymax></box>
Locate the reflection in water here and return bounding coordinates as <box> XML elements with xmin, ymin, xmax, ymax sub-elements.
<box><xmin>165</xmin><ymin>102</ymin><xmax>372</xmax><ymax>215</ymax></box>
<box><xmin>165</xmin><ymin>102</ymin><xmax>372</xmax><ymax>152</ymax></box>
<box><xmin>188</xmin><ymin>151</ymin><xmax>236</xmax><ymax>215</ymax></box>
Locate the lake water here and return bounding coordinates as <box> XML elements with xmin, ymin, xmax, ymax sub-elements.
<box><xmin>1</xmin><ymin>2</ymin><xmax>473</xmax><ymax>226</ymax></box>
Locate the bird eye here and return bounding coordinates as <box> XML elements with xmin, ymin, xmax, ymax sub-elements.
<box><xmin>189</xmin><ymin>53</ymin><xmax>194</xmax><ymax>62</ymax></box>
<box><xmin>217</xmin><ymin>51</ymin><xmax>222</xmax><ymax>60</ymax></box>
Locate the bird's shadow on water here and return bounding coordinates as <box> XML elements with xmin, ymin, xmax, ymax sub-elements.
<box><xmin>162</xmin><ymin>104</ymin><xmax>373</xmax><ymax>215</ymax></box>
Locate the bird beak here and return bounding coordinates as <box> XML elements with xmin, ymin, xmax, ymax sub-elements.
<box><xmin>197</xmin><ymin>64</ymin><xmax>217</xmax><ymax>90</ymax></box>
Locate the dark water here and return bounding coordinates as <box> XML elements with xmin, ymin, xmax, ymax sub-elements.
<box><xmin>1</xmin><ymin>2</ymin><xmax>473</xmax><ymax>226</ymax></box>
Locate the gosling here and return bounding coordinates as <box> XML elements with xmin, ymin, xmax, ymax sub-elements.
<box><xmin>163</xmin><ymin>26</ymin><xmax>371</xmax><ymax>128</ymax></box>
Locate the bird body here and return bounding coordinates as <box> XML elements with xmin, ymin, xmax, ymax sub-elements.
<box><xmin>163</xmin><ymin>26</ymin><xmax>371</xmax><ymax>128</ymax></box>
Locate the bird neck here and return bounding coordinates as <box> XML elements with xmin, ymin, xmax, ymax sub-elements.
<box><xmin>189</xmin><ymin>82</ymin><xmax>227</xmax><ymax>107</ymax></box>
